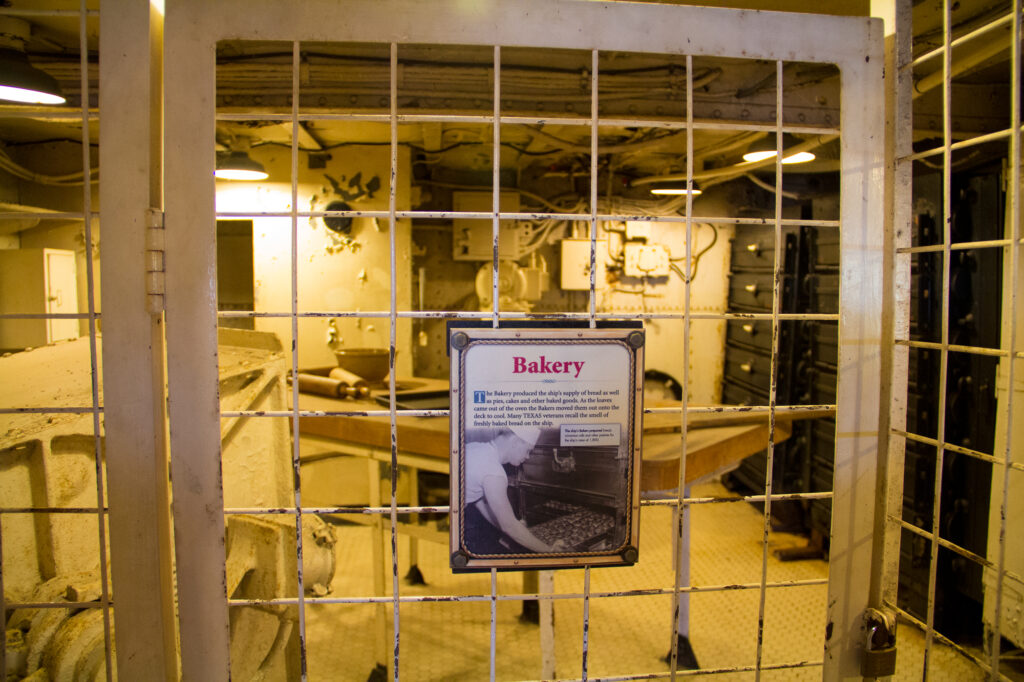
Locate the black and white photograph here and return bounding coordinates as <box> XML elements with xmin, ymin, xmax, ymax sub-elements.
<box><xmin>461</xmin><ymin>425</ymin><xmax>628</xmax><ymax>558</ymax></box>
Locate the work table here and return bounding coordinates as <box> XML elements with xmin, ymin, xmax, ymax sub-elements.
<box><xmin>296</xmin><ymin>380</ymin><xmax>827</xmax><ymax>491</ymax></box>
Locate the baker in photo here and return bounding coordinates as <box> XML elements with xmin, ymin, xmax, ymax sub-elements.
<box><xmin>464</xmin><ymin>425</ymin><xmax>567</xmax><ymax>555</ymax></box>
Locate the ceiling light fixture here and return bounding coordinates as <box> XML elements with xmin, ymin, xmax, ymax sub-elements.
<box><xmin>0</xmin><ymin>18</ymin><xmax>65</xmax><ymax>105</ymax></box>
<box><xmin>649</xmin><ymin>180</ymin><xmax>702</xmax><ymax>196</ymax></box>
<box><xmin>742</xmin><ymin>133</ymin><xmax>814</xmax><ymax>164</ymax></box>
<box><xmin>215</xmin><ymin>150</ymin><xmax>268</xmax><ymax>181</ymax></box>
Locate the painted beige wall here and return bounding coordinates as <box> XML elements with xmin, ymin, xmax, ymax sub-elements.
<box><xmin>215</xmin><ymin>144</ymin><xmax>413</xmax><ymax>376</ymax></box>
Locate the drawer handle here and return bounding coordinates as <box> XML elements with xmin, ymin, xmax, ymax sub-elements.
<box><xmin>742</xmin><ymin>324</ymin><xmax>755</xmax><ymax>334</ymax></box>
<box><xmin>740</xmin><ymin>362</ymin><xmax>753</xmax><ymax>373</ymax></box>
<box><xmin>744</xmin><ymin>283</ymin><xmax>758</xmax><ymax>294</ymax></box>
<box><xmin>746</xmin><ymin>243</ymin><xmax>760</xmax><ymax>255</ymax></box>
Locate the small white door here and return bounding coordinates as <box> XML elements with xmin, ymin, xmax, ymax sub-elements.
<box><xmin>45</xmin><ymin>249</ymin><xmax>79</xmax><ymax>342</ymax></box>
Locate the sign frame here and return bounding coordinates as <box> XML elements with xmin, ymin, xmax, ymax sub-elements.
<box><xmin>449</xmin><ymin>326</ymin><xmax>645</xmax><ymax>571</ymax></box>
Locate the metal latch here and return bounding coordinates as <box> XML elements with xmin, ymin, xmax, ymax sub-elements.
<box><xmin>145</xmin><ymin>208</ymin><xmax>165</xmax><ymax>314</ymax></box>
<box><xmin>861</xmin><ymin>607</ymin><xmax>897</xmax><ymax>677</ymax></box>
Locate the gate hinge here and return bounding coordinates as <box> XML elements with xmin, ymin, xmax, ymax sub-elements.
<box><xmin>145</xmin><ymin>208</ymin><xmax>165</xmax><ymax>314</ymax></box>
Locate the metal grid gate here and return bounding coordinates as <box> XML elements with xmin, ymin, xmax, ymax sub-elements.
<box><xmin>0</xmin><ymin>2</ymin><xmax>115</xmax><ymax>680</ymax></box>
<box><xmin>159</xmin><ymin>2</ymin><xmax>884</xmax><ymax>679</ymax></box>
<box><xmin>887</xmin><ymin>0</ymin><xmax>1024</xmax><ymax>678</ymax></box>
<box><xmin>0</xmin><ymin>1</ymin><xmax>889</xmax><ymax>681</ymax></box>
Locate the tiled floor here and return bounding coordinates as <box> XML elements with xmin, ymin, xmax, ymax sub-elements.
<box><xmin>303</xmin><ymin>480</ymin><xmax>995</xmax><ymax>680</ymax></box>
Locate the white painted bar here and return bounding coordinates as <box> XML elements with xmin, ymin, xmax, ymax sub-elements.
<box><xmin>98</xmin><ymin>1</ymin><xmax>178</xmax><ymax>678</ymax></box>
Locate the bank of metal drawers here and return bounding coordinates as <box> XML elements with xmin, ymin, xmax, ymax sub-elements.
<box><xmin>721</xmin><ymin>224</ymin><xmax>808</xmax><ymax>529</ymax></box>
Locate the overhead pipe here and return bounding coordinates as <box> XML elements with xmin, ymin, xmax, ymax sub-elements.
<box><xmin>630</xmin><ymin>134</ymin><xmax>839</xmax><ymax>190</ymax></box>
<box><xmin>913</xmin><ymin>24</ymin><xmax>1015</xmax><ymax>98</ymax></box>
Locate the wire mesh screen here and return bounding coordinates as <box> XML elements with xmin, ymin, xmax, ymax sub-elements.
<box><xmin>890</xmin><ymin>0</ymin><xmax>1024</xmax><ymax>678</ymax></box>
<box><xmin>210</xmin><ymin>37</ymin><xmax>849</xmax><ymax>680</ymax></box>
<box><xmin>0</xmin><ymin>2</ymin><xmax>112</xmax><ymax>681</ymax></box>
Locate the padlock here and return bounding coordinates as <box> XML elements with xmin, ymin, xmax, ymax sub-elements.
<box><xmin>861</xmin><ymin>608</ymin><xmax>897</xmax><ymax>677</ymax></box>
<box><xmin>862</xmin><ymin>641</ymin><xmax>897</xmax><ymax>677</ymax></box>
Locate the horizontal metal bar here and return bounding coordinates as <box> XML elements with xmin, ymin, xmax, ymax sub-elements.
<box><xmin>4</xmin><ymin>601</ymin><xmax>110</xmax><ymax>610</ymax></box>
<box><xmin>216</xmin><ymin>309</ymin><xmax>840</xmax><ymax>322</ymax></box>
<box><xmin>227</xmin><ymin>404</ymin><xmax>834</xmax><ymax>419</ymax></box>
<box><xmin>645</xmin><ymin>404</ymin><xmax>836</xmax><ymax>415</ymax></box>
<box><xmin>0</xmin><ymin>507</ymin><xmax>106</xmax><ymax>514</ymax></box>
<box><xmin>221</xmin><ymin>409</ymin><xmax>445</xmax><ymax>418</ymax></box>
<box><xmin>897</xmin><ymin>238</ymin><xmax>1017</xmax><ymax>254</ymax></box>
<box><xmin>894</xmin><ymin>338</ymin><xmax>1009</xmax><ymax>358</ymax></box>
<box><xmin>222</xmin><ymin>489</ymin><xmax>836</xmax><ymax>518</ymax></box>
<box><xmin>0</xmin><ymin>406</ymin><xmax>102</xmax><ymax>415</ymax></box>
<box><xmin>216</xmin><ymin>109</ymin><xmax>840</xmax><ymax>136</ymax></box>
<box><xmin>910</xmin><ymin>12</ymin><xmax>1014</xmax><ymax>67</ymax></box>
<box><xmin>224</xmin><ymin>505</ymin><xmax>451</xmax><ymax>515</ymax></box>
<box><xmin>230</xmin><ymin>405</ymin><xmax>837</xmax><ymax>420</ymax></box>
<box><xmin>643</xmin><ymin>491</ymin><xmax>835</xmax><ymax>506</ymax></box>
<box><xmin>890</xmin><ymin>606</ymin><xmax>1016</xmax><ymax>682</ymax></box>
<box><xmin>894</xmin><ymin>516</ymin><xmax>1024</xmax><ymax>585</ymax></box>
<box><xmin>565</xmin><ymin>660</ymin><xmax>824</xmax><ymax>681</ymax></box>
<box><xmin>0</xmin><ymin>312</ymin><xmax>101</xmax><ymax>320</ymax></box>
<box><xmin>905</xmin><ymin>125</ymin><xmax>1023</xmax><ymax>162</ymax></box>
<box><xmin>226</xmin><ymin>578</ymin><xmax>829</xmax><ymax>608</ymax></box>
<box><xmin>0</xmin><ymin>111</ymin><xmax>98</xmax><ymax>120</ymax></box>
<box><xmin>0</xmin><ymin>212</ymin><xmax>97</xmax><ymax>221</ymax></box>
<box><xmin>892</xmin><ymin>429</ymin><xmax>1024</xmax><ymax>473</ymax></box>
<box><xmin>0</xmin><ymin>8</ymin><xmax>98</xmax><ymax>16</ymax></box>
<box><xmin>213</xmin><ymin>208</ymin><xmax>839</xmax><ymax>226</ymax></box>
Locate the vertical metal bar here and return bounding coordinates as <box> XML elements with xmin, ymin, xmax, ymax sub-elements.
<box><xmin>388</xmin><ymin>40</ymin><xmax>402</xmax><ymax>682</ymax></box>
<box><xmin>876</xmin><ymin>0</ymin><xmax>913</xmax><ymax>617</ymax></box>
<box><xmin>79</xmin><ymin>2</ymin><xmax>113</xmax><ymax>678</ymax></box>
<box><xmin>581</xmin><ymin>49</ymin><xmax>599</xmax><ymax>682</ymax></box>
<box><xmin>753</xmin><ymin>58</ymin><xmax>785</xmax><ymax>681</ymax></box>
<box><xmin>581</xmin><ymin>566</ymin><xmax>591</xmax><ymax>681</ymax></box>
<box><xmin>99</xmin><ymin>0</ymin><xmax>177</xmax><ymax>676</ymax></box>
<box><xmin>990</xmin><ymin>1</ymin><xmax>1021</xmax><ymax>675</ymax></box>
<box><xmin>540</xmin><ymin>570</ymin><xmax>556</xmax><ymax>678</ymax></box>
<box><xmin>490</xmin><ymin>568</ymin><xmax>498</xmax><ymax>682</ymax></box>
<box><xmin>492</xmin><ymin>45</ymin><xmax>501</xmax><ymax>329</ymax></box>
<box><xmin>669</xmin><ymin>54</ymin><xmax>696</xmax><ymax>681</ymax></box>
<box><xmin>824</xmin><ymin>14</ymin><xmax>885</xmax><ymax>680</ymax></box>
<box><xmin>289</xmin><ymin>39</ymin><xmax>309</xmax><ymax>680</ymax></box>
<box><xmin>589</xmin><ymin>49</ymin><xmax>598</xmax><ymax>329</ymax></box>
<box><xmin>923</xmin><ymin>0</ymin><xmax>954</xmax><ymax>671</ymax></box>
<box><xmin>163</xmin><ymin>0</ymin><xmax>230</xmax><ymax>672</ymax></box>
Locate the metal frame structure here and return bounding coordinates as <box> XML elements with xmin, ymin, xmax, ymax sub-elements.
<box><xmin>159</xmin><ymin>1</ymin><xmax>885</xmax><ymax>679</ymax></box>
<box><xmin>887</xmin><ymin>1</ymin><xmax>1024</xmax><ymax>679</ymax></box>
<box><xmin>0</xmin><ymin>1</ymin><xmax>893</xmax><ymax>681</ymax></box>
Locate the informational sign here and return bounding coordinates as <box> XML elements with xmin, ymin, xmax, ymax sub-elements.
<box><xmin>449</xmin><ymin>327</ymin><xmax>644</xmax><ymax>571</ymax></box>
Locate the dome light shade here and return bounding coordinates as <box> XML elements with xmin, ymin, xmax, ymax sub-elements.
<box><xmin>649</xmin><ymin>180</ymin><xmax>702</xmax><ymax>196</ymax></box>
<box><xmin>215</xmin><ymin>151</ymin><xmax>268</xmax><ymax>181</ymax></box>
<box><xmin>742</xmin><ymin>133</ymin><xmax>815</xmax><ymax>164</ymax></box>
<box><xmin>0</xmin><ymin>48</ymin><xmax>65</xmax><ymax>105</ymax></box>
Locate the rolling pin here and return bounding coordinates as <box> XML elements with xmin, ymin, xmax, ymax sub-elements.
<box><xmin>291</xmin><ymin>372</ymin><xmax>347</xmax><ymax>398</ymax></box>
<box><xmin>329</xmin><ymin>367</ymin><xmax>371</xmax><ymax>398</ymax></box>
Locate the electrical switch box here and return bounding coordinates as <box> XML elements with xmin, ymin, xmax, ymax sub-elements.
<box><xmin>560</xmin><ymin>239</ymin><xmax>607</xmax><ymax>290</ymax></box>
<box><xmin>624</xmin><ymin>220</ymin><xmax>652</xmax><ymax>241</ymax></box>
<box><xmin>623</xmin><ymin>243</ymin><xmax>670</xmax><ymax>277</ymax></box>
<box><xmin>451</xmin><ymin>191</ymin><xmax>522</xmax><ymax>261</ymax></box>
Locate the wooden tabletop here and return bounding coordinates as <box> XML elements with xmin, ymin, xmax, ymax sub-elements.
<box><xmin>297</xmin><ymin>383</ymin><xmax>821</xmax><ymax>492</ymax></box>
